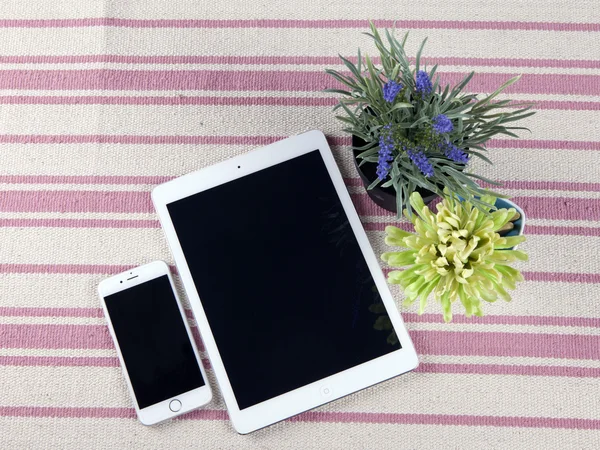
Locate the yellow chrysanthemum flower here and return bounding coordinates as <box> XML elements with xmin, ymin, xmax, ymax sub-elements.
<box><xmin>382</xmin><ymin>192</ymin><xmax>528</xmax><ymax>322</ymax></box>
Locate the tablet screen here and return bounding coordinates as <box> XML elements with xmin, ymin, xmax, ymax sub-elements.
<box><xmin>167</xmin><ymin>150</ymin><xmax>401</xmax><ymax>410</ymax></box>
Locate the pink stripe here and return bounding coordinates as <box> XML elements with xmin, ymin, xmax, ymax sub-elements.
<box><xmin>3</xmin><ymin>306</ymin><xmax>599</xmax><ymax>328</ymax></box>
<box><xmin>3</xmin><ymin>324</ymin><xmax>598</xmax><ymax>359</ymax></box>
<box><xmin>292</xmin><ymin>411</ymin><xmax>600</xmax><ymax>429</ymax></box>
<box><xmin>409</xmin><ymin>330</ymin><xmax>600</xmax><ymax>360</ymax></box>
<box><xmin>0</xmin><ymin>191</ymin><xmax>152</xmax><ymax>213</ymax></box>
<box><xmin>0</xmin><ymin>406</ymin><xmax>598</xmax><ymax>430</ymax></box>
<box><xmin>0</xmin><ymin>174</ymin><xmax>172</xmax><ymax>184</ymax></box>
<box><xmin>403</xmin><ymin>313</ymin><xmax>600</xmax><ymax>328</ymax></box>
<box><xmin>2</xmin><ymin>306</ymin><xmax>599</xmax><ymax>328</ymax></box>
<box><xmin>0</xmin><ymin>134</ymin><xmax>292</xmax><ymax>145</ymax></box>
<box><xmin>0</xmin><ymin>95</ymin><xmax>597</xmax><ymax>111</ymax></box>
<box><xmin>0</xmin><ymin>306</ymin><xmax>103</xmax><ymax>318</ymax></box>
<box><xmin>0</xmin><ymin>355</ymin><xmax>211</xmax><ymax>369</ymax></box>
<box><xmin>522</xmin><ymin>271</ymin><xmax>600</xmax><ymax>283</ymax></box>
<box><xmin>1</xmin><ymin>54</ymin><xmax>600</xmax><ymax>69</ymax></box>
<box><xmin>5</xmin><ymin>175</ymin><xmax>600</xmax><ymax>193</ymax></box>
<box><xmin>350</xmin><ymin>193</ymin><xmax>600</xmax><ymax>221</ymax></box>
<box><xmin>0</xmin><ymin>266</ymin><xmax>598</xmax><ymax>288</ymax></box>
<box><xmin>350</xmin><ymin>176</ymin><xmax>600</xmax><ymax>193</ymax></box>
<box><xmin>2</xmin><ymin>189</ymin><xmax>599</xmax><ymax>221</ymax></box>
<box><xmin>383</xmin><ymin>267</ymin><xmax>600</xmax><ymax>284</ymax></box>
<box><xmin>0</xmin><ymin>322</ymin><xmax>204</xmax><ymax>351</ymax></box>
<box><xmin>0</xmin><ymin>218</ymin><xmax>159</xmax><ymax>228</ymax></box>
<box><xmin>1</xmin><ymin>70</ymin><xmax>598</xmax><ymax>96</ymax></box>
<box><xmin>0</xmin><ymin>263</ymin><xmax>131</xmax><ymax>274</ymax></box>
<box><xmin>0</xmin><ymin>263</ymin><xmax>176</xmax><ymax>276</ymax></box>
<box><xmin>190</xmin><ymin>327</ymin><xmax>205</xmax><ymax>353</ymax></box>
<box><xmin>0</xmin><ymin>356</ymin><xmax>119</xmax><ymax>367</ymax></box>
<box><xmin>0</xmin><ymin>406</ymin><xmax>138</xmax><ymax>419</ymax></box>
<box><xmin>8</xmin><ymin>218</ymin><xmax>599</xmax><ymax>238</ymax></box>
<box><xmin>0</xmin><ymin>96</ymin><xmax>336</xmax><ymax>107</ymax></box>
<box><xmin>0</xmin><ymin>306</ymin><xmax>203</xmax><ymax>351</ymax></box>
<box><xmin>512</xmin><ymin>196</ymin><xmax>600</xmax><ymax>221</ymax></box>
<box><xmin>0</xmin><ymin>18</ymin><xmax>598</xmax><ymax>32</ymax></box>
<box><xmin>491</xmin><ymin>179</ymin><xmax>600</xmax><ymax>192</ymax></box>
<box><xmin>526</xmin><ymin>225</ymin><xmax>600</xmax><ymax>237</ymax></box>
<box><xmin>0</xmin><ymin>406</ymin><xmax>229</xmax><ymax>421</ymax></box>
<box><xmin>1</xmin><ymin>134</ymin><xmax>598</xmax><ymax>151</ymax></box>
<box><xmin>362</xmin><ymin>222</ymin><xmax>600</xmax><ymax>238</ymax></box>
<box><xmin>353</xmin><ymin>177</ymin><xmax>600</xmax><ymax>192</ymax></box>
<box><xmin>0</xmin><ymin>324</ymin><xmax>113</xmax><ymax>349</ymax></box>
<box><xmin>0</xmin><ymin>306</ymin><xmax>195</xmax><ymax>319</ymax></box>
<box><xmin>417</xmin><ymin>363</ymin><xmax>600</xmax><ymax>378</ymax></box>
<box><xmin>488</xmin><ymin>139</ymin><xmax>600</xmax><ymax>151</ymax></box>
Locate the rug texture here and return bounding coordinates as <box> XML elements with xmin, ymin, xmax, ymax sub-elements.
<box><xmin>1</xmin><ymin>1</ymin><xmax>600</xmax><ymax>448</ymax></box>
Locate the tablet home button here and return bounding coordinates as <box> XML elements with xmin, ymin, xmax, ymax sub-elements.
<box><xmin>169</xmin><ymin>399</ymin><xmax>182</xmax><ymax>412</ymax></box>
<box><xmin>320</xmin><ymin>385</ymin><xmax>333</xmax><ymax>398</ymax></box>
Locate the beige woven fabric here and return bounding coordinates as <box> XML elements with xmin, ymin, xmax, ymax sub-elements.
<box><xmin>1</xmin><ymin>1</ymin><xmax>600</xmax><ymax>448</ymax></box>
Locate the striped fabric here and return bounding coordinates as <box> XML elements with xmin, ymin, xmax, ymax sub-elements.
<box><xmin>1</xmin><ymin>1</ymin><xmax>599</xmax><ymax>448</ymax></box>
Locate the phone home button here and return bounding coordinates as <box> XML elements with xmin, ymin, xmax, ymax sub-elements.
<box><xmin>169</xmin><ymin>399</ymin><xmax>182</xmax><ymax>412</ymax></box>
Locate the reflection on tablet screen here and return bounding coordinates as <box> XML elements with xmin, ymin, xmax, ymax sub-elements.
<box><xmin>167</xmin><ymin>150</ymin><xmax>400</xmax><ymax>410</ymax></box>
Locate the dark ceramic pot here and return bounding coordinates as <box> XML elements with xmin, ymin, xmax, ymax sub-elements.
<box><xmin>351</xmin><ymin>134</ymin><xmax>439</xmax><ymax>214</ymax></box>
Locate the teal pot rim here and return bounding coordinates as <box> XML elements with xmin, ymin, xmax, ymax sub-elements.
<box><xmin>493</xmin><ymin>197</ymin><xmax>526</xmax><ymax>250</ymax></box>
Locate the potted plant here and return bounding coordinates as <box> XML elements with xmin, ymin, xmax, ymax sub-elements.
<box><xmin>325</xmin><ymin>22</ymin><xmax>535</xmax><ymax>216</ymax></box>
<box><xmin>382</xmin><ymin>191</ymin><xmax>528</xmax><ymax>322</ymax></box>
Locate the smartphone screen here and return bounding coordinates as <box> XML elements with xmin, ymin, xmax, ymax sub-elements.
<box><xmin>104</xmin><ymin>275</ymin><xmax>205</xmax><ymax>409</ymax></box>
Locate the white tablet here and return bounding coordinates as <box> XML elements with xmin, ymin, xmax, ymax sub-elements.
<box><xmin>152</xmin><ymin>130</ymin><xmax>418</xmax><ymax>434</ymax></box>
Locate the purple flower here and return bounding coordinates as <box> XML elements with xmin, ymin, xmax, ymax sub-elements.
<box><xmin>433</xmin><ymin>114</ymin><xmax>453</xmax><ymax>134</ymax></box>
<box><xmin>383</xmin><ymin>80</ymin><xmax>403</xmax><ymax>103</ymax></box>
<box><xmin>441</xmin><ymin>142</ymin><xmax>469</xmax><ymax>164</ymax></box>
<box><xmin>415</xmin><ymin>70</ymin><xmax>433</xmax><ymax>96</ymax></box>
<box><xmin>377</xmin><ymin>125</ymin><xmax>395</xmax><ymax>180</ymax></box>
<box><xmin>407</xmin><ymin>147</ymin><xmax>434</xmax><ymax>177</ymax></box>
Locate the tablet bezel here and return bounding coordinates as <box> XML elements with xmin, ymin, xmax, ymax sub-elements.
<box><xmin>152</xmin><ymin>130</ymin><xmax>419</xmax><ymax>434</ymax></box>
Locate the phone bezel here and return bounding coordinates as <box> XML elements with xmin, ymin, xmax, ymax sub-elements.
<box><xmin>97</xmin><ymin>260</ymin><xmax>212</xmax><ymax>426</ymax></box>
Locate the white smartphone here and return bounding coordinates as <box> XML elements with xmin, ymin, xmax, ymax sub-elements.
<box><xmin>98</xmin><ymin>260</ymin><xmax>212</xmax><ymax>425</ymax></box>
